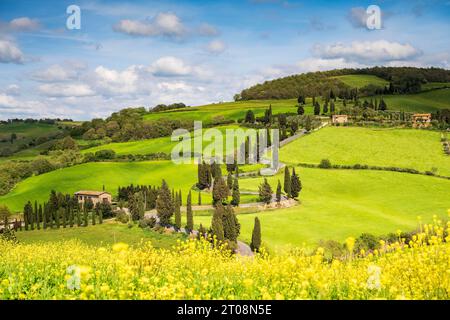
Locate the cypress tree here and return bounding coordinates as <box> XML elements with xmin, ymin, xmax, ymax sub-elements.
<box><xmin>198</xmin><ymin>191</ymin><xmax>202</xmax><ymax>205</ymax></box>
<box><xmin>227</xmin><ymin>172</ymin><xmax>233</xmax><ymax>190</ymax></box>
<box><xmin>186</xmin><ymin>191</ymin><xmax>193</xmax><ymax>232</ymax></box>
<box><xmin>29</xmin><ymin>202</ymin><xmax>35</xmax><ymax>231</ymax></box>
<box><xmin>222</xmin><ymin>205</ymin><xmax>240</xmax><ymax>243</ymax></box>
<box><xmin>258</xmin><ymin>178</ymin><xmax>273</xmax><ymax>204</ymax></box>
<box><xmin>98</xmin><ymin>205</ymin><xmax>103</xmax><ymax>224</ymax></box>
<box><xmin>178</xmin><ymin>190</ymin><xmax>182</xmax><ymax>206</ymax></box>
<box><xmin>92</xmin><ymin>206</ymin><xmax>96</xmax><ymax>225</ymax></box>
<box><xmin>69</xmin><ymin>206</ymin><xmax>73</xmax><ymax>227</ymax></box>
<box><xmin>43</xmin><ymin>203</ymin><xmax>47</xmax><ymax>229</ymax></box>
<box><xmin>156</xmin><ymin>180</ymin><xmax>174</xmax><ymax>225</ymax></box>
<box><xmin>212</xmin><ymin>177</ymin><xmax>229</xmax><ymax>206</ymax></box>
<box><xmin>23</xmin><ymin>202</ymin><xmax>32</xmax><ymax>231</ymax></box>
<box><xmin>37</xmin><ymin>203</ymin><xmax>42</xmax><ymax>230</ymax></box>
<box><xmin>76</xmin><ymin>206</ymin><xmax>81</xmax><ymax>227</ymax></box>
<box><xmin>174</xmin><ymin>195</ymin><xmax>181</xmax><ymax>230</ymax></box>
<box><xmin>330</xmin><ymin>101</ymin><xmax>335</xmax><ymax>113</ymax></box>
<box><xmin>211</xmin><ymin>204</ymin><xmax>225</xmax><ymax>242</ymax></box>
<box><xmin>62</xmin><ymin>207</ymin><xmax>67</xmax><ymax>228</ymax></box>
<box><xmin>56</xmin><ymin>208</ymin><xmax>61</xmax><ymax>228</ymax></box>
<box><xmin>83</xmin><ymin>206</ymin><xmax>88</xmax><ymax>227</ymax></box>
<box><xmin>250</xmin><ymin>217</ymin><xmax>262</xmax><ymax>252</ymax></box>
<box><xmin>231</xmin><ymin>177</ymin><xmax>240</xmax><ymax>206</ymax></box>
<box><xmin>266</xmin><ymin>127</ymin><xmax>271</xmax><ymax>147</ymax></box>
<box><xmin>297</xmin><ymin>105</ymin><xmax>304</xmax><ymax>115</ymax></box>
<box><xmin>276</xmin><ymin>180</ymin><xmax>282</xmax><ymax>203</ymax></box>
<box><xmin>284</xmin><ymin>167</ymin><xmax>292</xmax><ymax>198</ymax></box>
<box><xmin>291</xmin><ymin>168</ymin><xmax>302</xmax><ymax>198</ymax></box>
<box><xmin>34</xmin><ymin>201</ymin><xmax>39</xmax><ymax>229</ymax></box>
<box><xmin>314</xmin><ymin>102</ymin><xmax>320</xmax><ymax>115</ymax></box>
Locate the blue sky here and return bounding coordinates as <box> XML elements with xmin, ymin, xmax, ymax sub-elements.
<box><xmin>1</xmin><ymin>0</ymin><xmax>449</xmax><ymax>120</ymax></box>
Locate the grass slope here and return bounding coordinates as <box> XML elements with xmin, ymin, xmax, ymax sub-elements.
<box><xmin>333</xmin><ymin>74</ymin><xmax>389</xmax><ymax>88</ymax></box>
<box><xmin>195</xmin><ymin>167</ymin><xmax>450</xmax><ymax>251</ymax></box>
<box><xmin>15</xmin><ymin>221</ymin><xmax>184</xmax><ymax>249</ymax></box>
<box><xmin>0</xmin><ymin>161</ymin><xmax>204</xmax><ymax>212</ymax></box>
<box><xmin>279</xmin><ymin>126</ymin><xmax>450</xmax><ymax>176</ymax></box>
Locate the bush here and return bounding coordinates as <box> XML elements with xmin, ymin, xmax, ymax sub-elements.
<box><xmin>115</xmin><ymin>210</ymin><xmax>129</xmax><ymax>224</ymax></box>
<box><xmin>318</xmin><ymin>159</ymin><xmax>332</xmax><ymax>169</ymax></box>
<box><xmin>354</xmin><ymin>233</ymin><xmax>379</xmax><ymax>253</ymax></box>
<box><xmin>138</xmin><ymin>217</ymin><xmax>156</xmax><ymax>229</ymax></box>
<box><xmin>318</xmin><ymin>240</ymin><xmax>346</xmax><ymax>261</ymax></box>
<box><xmin>95</xmin><ymin>149</ymin><xmax>116</xmax><ymax>160</ymax></box>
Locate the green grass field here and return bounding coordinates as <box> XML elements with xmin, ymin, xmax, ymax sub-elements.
<box><xmin>0</xmin><ymin>161</ymin><xmax>204</xmax><ymax>212</ymax></box>
<box><xmin>279</xmin><ymin>126</ymin><xmax>450</xmax><ymax>176</ymax></box>
<box><xmin>0</xmin><ymin>122</ymin><xmax>61</xmax><ymax>155</ymax></box>
<box><xmin>15</xmin><ymin>221</ymin><xmax>184</xmax><ymax>249</ymax></box>
<box><xmin>194</xmin><ymin>167</ymin><xmax>450</xmax><ymax>251</ymax></box>
<box><xmin>143</xmin><ymin>99</ymin><xmax>302</xmax><ymax>123</ymax></box>
<box><xmin>333</xmin><ymin>74</ymin><xmax>389</xmax><ymax>89</ymax></box>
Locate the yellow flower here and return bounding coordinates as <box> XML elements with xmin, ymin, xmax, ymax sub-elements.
<box><xmin>112</xmin><ymin>242</ymin><xmax>129</xmax><ymax>252</ymax></box>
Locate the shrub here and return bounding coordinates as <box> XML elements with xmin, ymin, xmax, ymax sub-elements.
<box><xmin>354</xmin><ymin>233</ymin><xmax>379</xmax><ymax>253</ymax></box>
<box><xmin>138</xmin><ymin>217</ymin><xmax>156</xmax><ymax>229</ymax></box>
<box><xmin>115</xmin><ymin>210</ymin><xmax>129</xmax><ymax>224</ymax></box>
<box><xmin>318</xmin><ymin>159</ymin><xmax>332</xmax><ymax>169</ymax></box>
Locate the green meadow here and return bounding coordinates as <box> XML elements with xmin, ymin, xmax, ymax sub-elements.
<box><xmin>194</xmin><ymin>167</ymin><xmax>450</xmax><ymax>251</ymax></box>
<box><xmin>333</xmin><ymin>74</ymin><xmax>389</xmax><ymax>88</ymax></box>
<box><xmin>143</xmin><ymin>99</ymin><xmax>301</xmax><ymax>123</ymax></box>
<box><xmin>279</xmin><ymin>126</ymin><xmax>450</xmax><ymax>176</ymax></box>
<box><xmin>0</xmin><ymin>161</ymin><xmax>205</xmax><ymax>212</ymax></box>
<box><xmin>16</xmin><ymin>221</ymin><xmax>184</xmax><ymax>249</ymax></box>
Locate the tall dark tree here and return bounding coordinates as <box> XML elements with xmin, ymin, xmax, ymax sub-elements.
<box><xmin>291</xmin><ymin>168</ymin><xmax>302</xmax><ymax>198</ymax></box>
<box><xmin>129</xmin><ymin>192</ymin><xmax>145</xmax><ymax>221</ymax></box>
<box><xmin>314</xmin><ymin>102</ymin><xmax>321</xmax><ymax>116</ymax></box>
<box><xmin>323</xmin><ymin>101</ymin><xmax>328</xmax><ymax>114</ymax></box>
<box><xmin>276</xmin><ymin>180</ymin><xmax>282</xmax><ymax>203</ymax></box>
<box><xmin>211</xmin><ymin>204</ymin><xmax>225</xmax><ymax>242</ymax></box>
<box><xmin>156</xmin><ymin>180</ymin><xmax>174</xmax><ymax>225</ymax></box>
<box><xmin>284</xmin><ymin>167</ymin><xmax>292</xmax><ymax>198</ymax></box>
<box><xmin>258</xmin><ymin>178</ymin><xmax>273</xmax><ymax>204</ymax></box>
<box><xmin>212</xmin><ymin>176</ymin><xmax>229</xmax><ymax>206</ymax></box>
<box><xmin>83</xmin><ymin>206</ymin><xmax>88</xmax><ymax>227</ymax></box>
<box><xmin>186</xmin><ymin>191</ymin><xmax>193</xmax><ymax>232</ymax></box>
<box><xmin>174</xmin><ymin>194</ymin><xmax>181</xmax><ymax>230</ymax></box>
<box><xmin>222</xmin><ymin>205</ymin><xmax>240</xmax><ymax>243</ymax></box>
<box><xmin>297</xmin><ymin>105</ymin><xmax>305</xmax><ymax>115</ymax></box>
<box><xmin>231</xmin><ymin>177</ymin><xmax>240</xmax><ymax>207</ymax></box>
<box><xmin>330</xmin><ymin>101</ymin><xmax>336</xmax><ymax>114</ymax></box>
<box><xmin>37</xmin><ymin>203</ymin><xmax>42</xmax><ymax>230</ymax></box>
<box><xmin>23</xmin><ymin>202</ymin><xmax>32</xmax><ymax>231</ymax></box>
<box><xmin>379</xmin><ymin>98</ymin><xmax>387</xmax><ymax>111</ymax></box>
<box><xmin>42</xmin><ymin>203</ymin><xmax>47</xmax><ymax>229</ymax></box>
<box><xmin>250</xmin><ymin>217</ymin><xmax>262</xmax><ymax>252</ymax></box>
<box><xmin>198</xmin><ymin>191</ymin><xmax>202</xmax><ymax>205</ymax></box>
<box><xmin>227</xmin><ymin>172</ymin><xmax>233</xmax><ymax>190</ymax></box>
<box><xmin>245</xmin><ymin>110</ymin><xmax>256</xmax><ymax>123</ymax></box>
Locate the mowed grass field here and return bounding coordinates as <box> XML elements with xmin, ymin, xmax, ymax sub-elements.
<box><xmin>143</xmin><ymin>99</ymin><xmax>302</xmax><ymax>123</ymax></box>
<box><xmin>194</xmin><ymin>167</ymin><xmax>450</xmax><ymax>251</ymax></box>
<box><xmin>15</xmin><ymin>221</ymin><xmax>184</xmax><ymax>249</ymax></box>
<box><xmin>279</xmin><ymin>126</ymin><xmax>450</xmax><ymax>176</ymax></box>
<box><xmin>333</xmin><ymin>74</ymin><xmax>389</xmax><ymax>88</ymax></box>
<box><xmin>0</xmin><ymin>161</ymin><xmax>205</xmax><ymax>212</ymax></box>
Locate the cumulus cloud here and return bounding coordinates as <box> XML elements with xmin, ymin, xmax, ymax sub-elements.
<box><xmin>94</xmin><ymin>65</ymin><xmax>140</xmax><ymax>94</ymax></box>
<box><xmin>206</xmin><ymin>40</ymin><xmax>226</xmax><ymax>54</ymax></box>
<box><xmin>0</xmin><ymin>39</ymin><xmax>24</xmax><ymax>64</ymax></box>
<box><xmin>0</xmin><ymin>17</ymin><xmax>40</xmax><ymax>33</ymax></box>
<box><xmin>0</xmin><ymin>93</ymin><xmax>46</xmax><ymax>118</ymax></box>
<box><xmin>149</xmin><ymin>56</ymin><xmax>193</xmax><ymax>77</ymax></box>
<box><xmin>113</xmin><ymin>12</ymin><xmax>185</xmax><ymax>37</ymax></box>
<box><xmin>296</xmin><ymin>58</ymin><xmax>366</xmax><ymax>73</ymax></box>
<box><xmin>38</xmin><ymin>83</ymin><xmax>96</xmax><ymax>97</ymax></box>
<box><xmin>5</xmin><ymin>84</ymin><xmax>20</xmax><ymax>96</ymax></box>
<box><xmin>198</xmin><ymin>23</ymin><xmax>220</xmax><ymax>36</ymax></box>
<box><xmin>31</xmin><ymin>62</ymin><xmax>87</xmax><ymax>82</ymax></box>
<box><xmin>313</xmin><ymin>40</ymin><xmax>422</xmax><ymax>63</ymax></box>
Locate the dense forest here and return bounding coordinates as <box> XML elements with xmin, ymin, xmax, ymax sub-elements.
<box><xmin>236</xmin><ymin>67</ymin><xmax>450</xmax><ymax>101</ymax></box>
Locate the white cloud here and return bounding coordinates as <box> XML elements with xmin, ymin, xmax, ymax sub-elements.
<box><xmin>0</xmin><ymin>94</ymin><xmax>46</xmax><ymax>118</ymax></box>
<box><xmin>198</xmin><ymin>23</ymin><xmax>219</xmax><ymax>36</ymax></box>
<box><xmin>0</xmin><ymin>39</ymin><xmax>24</xmax><ymax>64</ymax></box>
<box><xmin>31</xmin><ymin>62</ymin><xmax>86</xmax><ymax>82</ymax></box>
<box><xmin>94</xmin><ymin>65</ymin><xmax>140</xmax><ymax>94</ymax></box>
<box><xmin>296</xmin><ymin>58</ymin><xmax>366</xmax><ymax>73</ymax></box>
<box><xmin>314</xmin><ymin>40</ymin><xmax>422</xmax><ymax>63</ymax></box>
<box><xmin>9</xmin><ymin>17</ymin><xmax>40</xmax><ymax>31</ymax></box>
<box><xmin>206</xmin><ymin>40</ymin><xmax>226</xmax><ymax>54</ymax></box>
<box><xmin>5</xmin><ymin>84</ymin><xmax>20</xmax><ymax>96</ymax></box>
<box><xmin>38</xmin><ymin>83</ymin><xmax>96</xmax><ymax>97</ymax></box>
<box><xmin>0</xmin><ymin>17</ymin><xmax>40</xmax><ymax>33</ymax></box>
<box><xmin>113</xmin><ymin>12</ymin><xmax>185</xmax><ymax>37</ymax></box>
<box><xmin>149</xmin><ymin>56</ymin><xmax>192</xmax><ymax>77</ymax></box>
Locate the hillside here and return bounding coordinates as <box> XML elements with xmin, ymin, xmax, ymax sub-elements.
<box><xmin>237</xmin><ymin>67</ymin><xmax>450</xmax><ymax>101</ymax></box>
<box><xmin>279</xmin><ymin>127</ymin><xmax>450</xmax><ymax>176</ymax></box>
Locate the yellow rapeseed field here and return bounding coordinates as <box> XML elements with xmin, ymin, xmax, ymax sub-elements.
<box><xmin>0</xmin><ymin>213</ymin><xmax>449</xmax><ymax>300</ymax></box>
